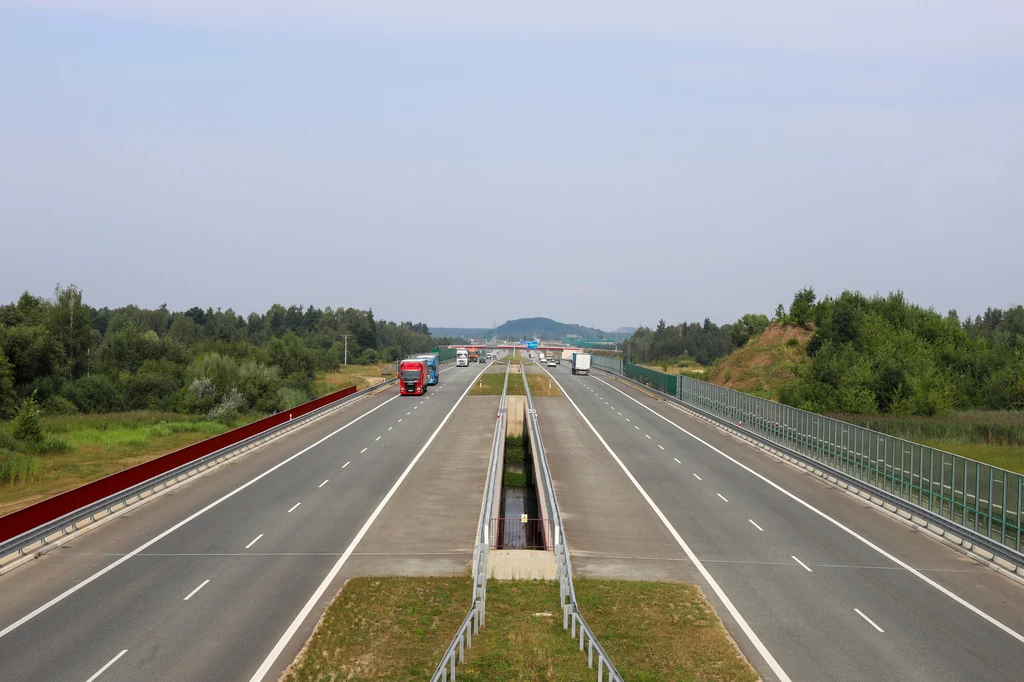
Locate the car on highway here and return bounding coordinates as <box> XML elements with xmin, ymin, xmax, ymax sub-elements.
<box><xmin>547</xmin><ymin>357</ymin><xmax>557</xmax><ymax>367</ymax></box>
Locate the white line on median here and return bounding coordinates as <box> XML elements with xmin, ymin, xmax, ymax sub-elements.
<box><xmin>85</xmin><ymin>650</ymin><xmax>127</xmax><ymax>682</ymax></box>
<box><xmin>247</xmin><ymin>363</ymin><xmax>489</xmax><ymax>682</ymax></box>
<box><xmin>587</xmin><ymin>371</ymin><xmax>1024</xmax><ymax>646</ymax></box>
<box><xmin>792</xmin><ymin>556</ymin><xmax>813</xmax><ymax>572</ymax></box>
<box><xmin>854</xmin><ymin>608</ymin><xmax>885</xmax><ymax>633</ymax></box>
<box><xmin>183</xmin><ymin>579</ymin><xmax>210</xmax><ymax>601</ymax></box>
<box><xmin>318</xmin><ymin>479</ymin><xmax>329</xmax><ymax>488</ymax></box>
<box><xmin>0</xmin><ymin>392</ymin><xmax>403</xmax><ymax>640</ymax></box>
<box><xmin>245</xmin><ymin>534</ymin><xmax>264</xmax><ymax>549</ymax></box>
<box><xmin>287</xmin><ymin>503</ymin><xmax>301</xmax><ymax>514</ymax></box>
<box><xmin>749</xmin><ymin>520</ymin><xmax>764</xmax><ymax>532</ymax></box>
<box><xmin>540</xmin><ymin>367</ymin><xmax>793</xmax><ymax>682</ymax></box>
<box><xmin>717</xmin><ymin>493</ymin><xmax>729</xmax><ymax>502</ymax></box>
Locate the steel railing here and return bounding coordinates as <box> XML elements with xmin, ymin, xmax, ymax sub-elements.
<box><xmin>524</xmin><ymin>364</ymin><xmax>623</xmax><ymax>681</ymax></box>
<box><xmin>592</xmin><ymin>359</ymin><xmax>1024</xmax><ymax>573</ymax></box>
<box><xmin>431</xmin><ymin>363</ymin><xmax>509</xmax><ymax>681</ymax></box>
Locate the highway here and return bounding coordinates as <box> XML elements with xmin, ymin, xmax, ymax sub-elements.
<box><xmin>536</xmin><ymin>362</ymin><xmax>1024</xmax><ymax>682</ymax></box>
<box><xmin>0</xmin><ymin>363</ymin><xmax>489</xmax><ymax>682</ymax></box>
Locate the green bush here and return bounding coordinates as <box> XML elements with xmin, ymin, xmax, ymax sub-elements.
<box><xmin>62</xmin><ymin>374</ymin><xmax>125</xmax><ymax>413</ymax></box>
<box><xmin>125</xmin><ymin>372</ymin><xmax>181</xmax><ymax>411</ymax></box>
<box><xmin>0</xmin><ymin>450</ymin><xmax>38</xmax><ymax>485</ymax></box>
<box><xmin>786</xmin><ymin>337</ymin><xmax>800</xmax><ymax>347</ymax></box>
<box><xmin>12</xmin><ymin>394</ymin><xmax>43</xmax><ymax>443</ymax></box>
<box><xmin>207</xmin><ymin>388</ymin><xmax>245</xmax><ymax>422</ymax></box>
<box><xmin>41</xmin><ymin>394</ymin><xmax>79</xmax><ymax>415</ymax></box>
<box><xmin>276</xmin><ymin>387</ymin><xmax>308</xmax><ymax>411</ymax></box>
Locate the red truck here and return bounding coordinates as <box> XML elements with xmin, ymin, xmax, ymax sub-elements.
<box><xmin>399</xmin><ymin>359</ymin><xmax>427</xmax><ymax>396</ymax></box>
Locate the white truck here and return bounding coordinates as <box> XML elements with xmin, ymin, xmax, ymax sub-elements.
<box><xmin>456</xmin><ymin>349</ymin><xmax>469</xmax><ymax>367</ymax></box>
<box><xmin>571</xmin><ymin>352</ymin><xmax>591</xmax><ymax>376</ymax></box>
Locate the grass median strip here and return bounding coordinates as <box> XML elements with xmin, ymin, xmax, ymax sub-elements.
<box><xmin>282</xmin><ymin>576</ymin><xmax>472</xmax><ymax>682</ymax></box>
<box><xmin>282</xmin><ymin>575</ymin><xmax>757</xmax><ymax>682</ymax></box>
<box><xmin>527</xmin><ymin>374</ymin><xmax>563</xmax><ymax>398</ymax></box>
<box><xmin>577</xmin><ymin>579</ymin><xmax>759</xmax><ymax>682</ymax></box>
<box><xmin>469</xmin><ymin>372</ymin><xmax>525</xmax><ymax>396</ymax></box>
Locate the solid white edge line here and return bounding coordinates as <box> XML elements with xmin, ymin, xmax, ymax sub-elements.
<box><xmin>541</xmin><ymin>367</ymin><xmax>793</xmax><ymax>682</ymax></box>
<box><xmin>183</xmin><ymin>579</ymin><xmax>210</xmax><ymax>601</ymax></box>
<box><xmin>854</xmin><ymin>608</ymin><xmax>885</xmax><ymax>633</ymax></box>
<box><xmin>0</xmin><ymin>393</ymin><xmax>402</xmax><ymax>640</ymax></box>
<box><xmin>245</xmin><ymin>534</ymin><xmax>264</xmax><ymax>549</ymax></box>
<box><xmin>85</xmin><ymin>649</ymin><xmax>127</xmax><ymax>682</ymax></box>
<box><xmin>749</xmin><ymin>520</ymin><xmax>764</xmax><ymax>532</ymax></box>
<box><xmin>589</xmin><ymin>372</ymin><xmax>1024</xmax><ymax>646</ymax></box>
<box><xmin>792</xmin><ymin>556</ymin><xmax>813</xmax><ymax>572</ymax></box>
<box><xmin>247</xmin><ymin>363</ymin><xmax>489</xmax><ymax>682</ymax></box>
<box><xmin>287</xmin><ymin>503</ymin><xmax>301</xmax><ymax>514</ymax></box>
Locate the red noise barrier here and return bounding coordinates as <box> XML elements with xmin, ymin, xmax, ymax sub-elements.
<box><xmin>0</xmin><ymin>384</ymin><xmax>360</xmax><ymax>544</ymax></box>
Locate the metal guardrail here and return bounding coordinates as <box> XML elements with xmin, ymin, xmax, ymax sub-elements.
<box><xmin>0</xmin><ymin>376</ymin><xmax>401</xmax><ymax>566</ymax></box>
<box><xmin>524</xmin><ymin>365</ymin><xmax>623</xmax><ymax>681</ymax></box>
<box><xmin>593</xmin><ymin>361</ymin><xmax>1024</xmax><ymax>573</ymax></box>
<box><xmin>431</xmin><ymin>363</ymin><xmax>509</xmax><ymax>681</ymax></box>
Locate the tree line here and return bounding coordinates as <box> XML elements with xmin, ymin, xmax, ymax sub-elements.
<box><xmin>622</xmin><ymin>287</ymin><xmax>1024</xmax><ymax>415</ymax></box>
<box><xmin>0</xmin><ymin>284</ymin><xmax>449</xmax><ymax>420</ymax></box>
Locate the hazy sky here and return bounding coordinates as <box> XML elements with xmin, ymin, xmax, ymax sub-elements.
<box><xmin>2</xmin><ymin>2</ymin><xmax>1022</xmax><ymax>331</ymax></box>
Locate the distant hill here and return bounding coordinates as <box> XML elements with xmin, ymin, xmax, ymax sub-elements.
<box><xmin>610</xmin><ymin>326</ymin><xmax>637</xmax><ymax>334</ymax></box>
<box><xmin>432</xmin><ymin>317</ymin><xmax>629</xmax><ymax>342</ymax></box>
<box><xmin>494</xmin><ymin>317</ymin><xmax>609</xmax><ymax>341</ymax></box>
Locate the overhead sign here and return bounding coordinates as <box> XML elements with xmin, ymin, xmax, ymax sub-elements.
<box><xmin>526</xmin><ymin>341</ymin><xmax>539</xmax><ymax>349</ymax></box>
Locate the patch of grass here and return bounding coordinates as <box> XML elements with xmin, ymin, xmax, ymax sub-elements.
<box><xmin>0</xmin><ymin>451</ymin><xmax>39</xmax><ymax>485</ymax></box>
<box><xmin>833</xmin><ymin>410</ymin><xmax>1024</xmax><ymax>474</ymax></box>
<box><xmin>0</xmin><ymin>411</ymin><xmax>261</xmax><ymax>516</ymax></box>
<box><xmin>577</xmin><ymin>579</ymin><xmax>758</xmax><ymax>682</ymax></box>
<box><xmin>314</xmin><ymin>364</ymin><xmax>392</xmax><ymax>396</ymax></box>
<box><xmin>283</xmin><ymin>576</ymin><xmax>472</xmax><ymax>682</ymax></box>
<box><xmin>504</xmin><ymin>435</ymin><xmax>525</xmax><ymax>464</ymax></box>
<box><xmin>506</xmin><ymin>373</ymin><xmax>525</xmax><ymax>395</ymax></box>
<box><xmin>455</xmin><ymin>580</ymin><xmax>595</xmax><ymax>681</ymax></box>
<box><xmin>503</xmin><ymin>470</ymin><xmax>528</xmax><ymax>488</ymax></box>
<box><xmin>470</xmin><ymin>373</ymin><xmax>509</xmax><ymax>396</ymax></box>
<box><xmin>527</xmin><ymin>374</ymin><xmax>562</xmax><ymax>398</ymax></box>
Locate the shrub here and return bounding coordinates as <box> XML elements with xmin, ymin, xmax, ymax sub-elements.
<box><xmin>0</xmin><ymin>450</ymin><xmax>38</xmax><ymax>485</ymax></box>
<box><xmin>181</xmin><ymin>377</ymin><xmax>217</xmax><ymax>414</ymax></box>
<box><xmin>12</xmin><ymin>394</ymin><xmax>43</xmax><ymax>443</ymax></box>
<box><xmin>236</xmin><ymin>361</ymin><xmax>281</xmax><ymax>412</ymax></box>
<box><xmin>207</xmin><ymin>388</ymin><xmax>245</xmax><ymax>422</ymax></box>
<box><xmin>786</xmin><ymin>337</ymin><xmax>800</xmax><ymax>347</ymax></box>
<box><xmin>276</xmin><ymin>387</ymin><xmax>308</xmax><ymax>412</ymax></box>
<box><xmin>41</xmin><ymin>394</ymin><xmax>79</xmax><ymax>416</ymax></box>
<box><xmin>124</xmin><ymin>372</ymin><xmax>181</xmax><ymax>411</ymax></box>
<box><xmin>62</xmin><ymin>374</ymin><xmax>126</xmax><ymax>413</ymax></box>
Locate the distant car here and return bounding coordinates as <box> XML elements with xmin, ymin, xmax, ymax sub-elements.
<box><xmin>547</xmin><ymin>358</ymin><xmax>557</xmax><ymax>367</ymax></box>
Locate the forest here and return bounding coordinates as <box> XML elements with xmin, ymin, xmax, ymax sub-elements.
<box><xmin>622</xmin><ymin>287</ymin><xmax>1024</xmax><ymax>416</ymax></box>
<box><xmin>0</xmin><ymin>284</ymin><xmax>446</xmax><ymax>421</ymax></box>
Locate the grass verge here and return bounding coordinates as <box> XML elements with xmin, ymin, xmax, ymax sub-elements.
<box><xmin>0</xmin><ymin>412</ymin><xmax>260</xmax><ymax>516</ymax></box>
<box><xmin>527</xmin><ymin>374</ymin><xmax>563</xmax><ymax>398</ymax></box>
<box><xmin>578</xmin><ymin>579</ymin><xmax>758</xmax><ymax>682</ymax></box>
<box><xmin>282</xmin><ymin>576</ymin><xmax>472</xmax><ymax>682</ymax></box>
<box><xmin>314</xmin><ymin>364</ymin><xmax>392</xmax><ymax>395</ymax></box>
